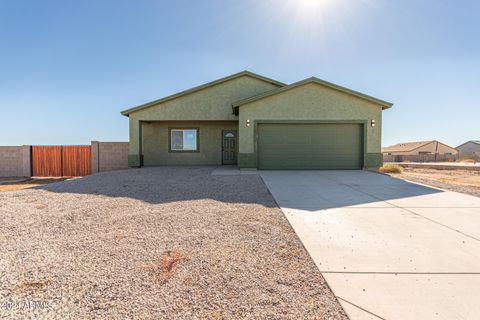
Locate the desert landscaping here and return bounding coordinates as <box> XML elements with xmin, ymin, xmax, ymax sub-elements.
<box><xmin>384</xmin><ymin>166</ymin><xmax>480</xmax><ymax>198</ymax></box>
<box><xmin>0</xmin><ymin>167</ymin><xmax>347</xmax><ymax>319</ymax></box>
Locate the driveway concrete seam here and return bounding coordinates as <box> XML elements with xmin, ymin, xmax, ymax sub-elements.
<box><xmin>387</xmin><ymin>206</ymin><xmax>480</xmax><ymax>242</ymax></box>
<box><xmin>336</xmin><ymin>296</ymin><xmax>386</xmax><ymax>320</ymax></box>
<box><xmin>335</xmin><ymin>176</ymin><xmax>480</xmax><ymax>243</ymax></box>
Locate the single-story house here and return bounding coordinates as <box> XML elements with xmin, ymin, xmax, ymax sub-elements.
<box><xmin>121</xmin><ymin>71</ymin><xmax>393</xmax><ymax>170</ymax></box>
<box><xmin>382</xmin><ymin>140</ymin><xmax>458</xmax><ymax>156</ymax></box>
<box><xmin>456</xmin><ymin>140</ymin><xmax>480</xmax><ymax>158</ymax></box>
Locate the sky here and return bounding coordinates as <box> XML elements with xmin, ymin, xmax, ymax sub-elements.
<box><xmin>0</xmin><ymin>0</ymin><xmax>478</xmax><ymax>147</ymax></box>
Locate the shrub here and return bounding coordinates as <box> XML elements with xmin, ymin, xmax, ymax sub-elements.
<box><xmin>379</xmin><ymin>164</ymin><xmax>403</xmax><ymax>174</ymax></box>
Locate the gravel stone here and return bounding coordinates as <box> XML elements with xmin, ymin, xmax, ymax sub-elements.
<box><xmin>0</xmin><ymin>167</ymin><xmax>347</xmax><ymax>319</ymax></box>
<box><xmin>390</xmin><ymin>168</ymin><xmax>480</xmax><ymax>197</ymax></box>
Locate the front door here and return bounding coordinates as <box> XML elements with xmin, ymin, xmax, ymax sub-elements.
<box><xmin>222</xmin><ymin>130</ymin><xmax>237</xmax><ymax>164</ymax></box>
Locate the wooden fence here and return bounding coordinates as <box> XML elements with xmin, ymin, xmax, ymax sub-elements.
<box><xmin>32</xmin><ymin>146</ymin><xmax>91</xmax><ymax>177</ymax></box>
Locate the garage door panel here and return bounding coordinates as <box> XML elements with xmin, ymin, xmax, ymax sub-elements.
<box><xmin>258</xmin><ymin>124</ymin><xmax>363</xmax><ymax>170</ymax></box>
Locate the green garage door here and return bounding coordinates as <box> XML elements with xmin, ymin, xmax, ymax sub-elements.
<box><xmin>258</xmin><ymin>123</ymin><xmax>363</xmax><ymax>170</ymax></box>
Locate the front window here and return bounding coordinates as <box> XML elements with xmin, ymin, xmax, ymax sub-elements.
<box><xmin>170</xmin><ymin>129</ymin><xmax>198</xmax><ymax>151</ymax></box>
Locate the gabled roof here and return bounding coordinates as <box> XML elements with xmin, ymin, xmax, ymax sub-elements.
<box><xmin>456</xmin><ymin>140</ymin><xmax>480</xmax><ymax>148</ymax></box>
<box><xmin>120</xmin><ymin>71</ymin><xmax>286</xmax><ymax>116</ymax></box>
<box><xmin>382</xmin><ymin>140</ymin><xmax>458</xmax><ymax>153</ymax></box>
<box><xmin>232</xmin><ymin>77</ymin><xmax>393</xmax><ymax>109</ymax></box>
<box><xmin>382</xmin><ymin>141</ymin><xmax>434</xmax><ymax>153</ymax></box>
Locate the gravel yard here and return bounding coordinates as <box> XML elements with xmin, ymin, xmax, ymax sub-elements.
<box><xmin>0</xmin><ymin>178</ymin><xmax>69</xmax><ymax>192</ymax></box>
<box><xmin>390</xmin><ymin>167</ymin><xmax>480</xmax><ymax>197</ymax></box>
<box><xmin>0</xmin><ymin>167</ymin><xmax>346</xmax><ymax>319</ymax></box>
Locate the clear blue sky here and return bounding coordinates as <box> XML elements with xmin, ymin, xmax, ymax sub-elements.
<box><xmin>1</xmin><ymin>0</ymin><xmax>478</xmax><ymax>147</ymax></box>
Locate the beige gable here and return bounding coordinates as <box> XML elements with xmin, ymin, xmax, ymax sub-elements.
<box><xmin>383</xmin><ymin>141</ymin><xmax>458</xmax><ymax>155</ymax></box>
<box><xmin>130</xmin><ymin>75</ymin><xmax>280</xmax><ymax>122</ymax></box>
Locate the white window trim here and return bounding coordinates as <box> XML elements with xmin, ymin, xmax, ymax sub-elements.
<box><xmin>169</xmin><ymin>128</ymin><xmax>199</xmax><ymax>152</ymax></box>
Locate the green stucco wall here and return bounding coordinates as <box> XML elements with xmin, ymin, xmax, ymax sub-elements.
<box><xmin>238</xmin><ymin>83</ymin><xmax>384</xmax><ymax>168</ymax></box>
<box><xmin>127</xmin><ymin>75</ymin><xmax>279</xmax><ymax>166</ymax></box>
<box><xmin>142</xmin><ymin>121</ymin><xmax>238</xmax><ymax>166</ymax></box>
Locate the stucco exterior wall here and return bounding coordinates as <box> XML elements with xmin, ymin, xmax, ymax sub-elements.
<box><xmin>0</xmin><ymin>146</ymin><xmax>31</xmax><ymax>177</ymax></box>
<box><xmin>238</xmin><ymin>83</ymin><xmax>384</xmax><ymax>168</ymax></box>
<box><xmin>128</xmin><ymin>76</ymin><xmax>279</xmax><ymax>166</ymax></box>
<box><xmin>142</xmin><ymin>121</ymin><xmax>238</xmax><ymax>166</ymax></box>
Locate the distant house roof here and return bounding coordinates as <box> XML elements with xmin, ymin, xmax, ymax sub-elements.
<box><xmin>120</xmin><ymin>71</ymin><xmax>286</xmax><ymax>116</ymax></box>
<box><xmin>232</xmin><ymin>77</ymin><xmax>394</xmax><ymax>110</ymax></box>
<box><xmin>382</xmin><ymin>141</ymin><xmax>434</xmax><ymax>153</ymax></box>
<box><xmin>382</xmin><ymin>140</ymin><xmax>459</xmax><ymax>154</ymax></box>
<box><xmin>456</xmin><ymin>140</ymin><xmax>480</xmax><ymax>148</ymax></box>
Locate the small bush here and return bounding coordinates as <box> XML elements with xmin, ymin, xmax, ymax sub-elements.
<box><xmin>379</xmin><ymin>164</ymin><xmax>403</xmax><ymax>174</ymax></box>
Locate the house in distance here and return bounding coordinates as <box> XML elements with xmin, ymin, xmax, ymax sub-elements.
<box><xmin>456</xmin><ymin>140</ymin><xmax>480</xmax><ymax>159</ymax></box>
<box><xmin>382</xmin><ymin>140</ymin><xmax>458</xmax><ymax>162</ymax></box>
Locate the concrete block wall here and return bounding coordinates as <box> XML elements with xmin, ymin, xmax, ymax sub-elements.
<box><xmin>91</xmin><ymin>141</ymin><xmax>129</xmax><ymax>173</ymax></box>
<box><xmin>0</xmin><ymin>146</ymin><xmax>31</xmax><ymax>177</ymax></box>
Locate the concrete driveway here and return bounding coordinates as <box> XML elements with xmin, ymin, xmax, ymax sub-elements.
<box><xmin>260</xmin><ymin>170</ymin><xmax>480</xmax><ymax>320</ymax></box>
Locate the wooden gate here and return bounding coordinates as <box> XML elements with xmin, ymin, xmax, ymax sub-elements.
<box><xmin>32</xmin><ymin>146</ymin><xmax>91</xmax><ymax>177</ymax></box>
<box><xmin>31</xmin><ymin>146</ymin><xmax>62</xmax><ymax>177</ymax></box>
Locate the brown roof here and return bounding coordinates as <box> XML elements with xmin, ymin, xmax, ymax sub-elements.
<box><xmin>382</xmin><ymin>141</ymin><xmax>434</xmax><ymax>153</ymax></box>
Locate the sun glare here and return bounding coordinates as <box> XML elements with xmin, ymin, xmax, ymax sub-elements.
<box><xmin>294</xmin><ymin>0</ymin><xmax>330</xmax><ymax>13</ymax></box>
<box><xmin>256</xmin><ymin>0</ymin><xmax>377</xmax><ymax>59</ymax></box>
<box><xmin>297</xmin><ymin>0</ymin><xmax>326</xmax><ymax>9</ymax></box>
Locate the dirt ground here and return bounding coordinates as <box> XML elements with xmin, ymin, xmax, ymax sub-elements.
<box><xmin>390</xmin><ymin>167</ymin><xmax>480</xmax><ymax>197</ymax></box>
<box><xmin>0</xmin><ymin>178</ymin><xmax>69</xmax><ymax>192</ymax></box>
<box><xmin>0</xmin><ymin>167</ymin><xmax>347</xmax><ymax>320</ymax></box>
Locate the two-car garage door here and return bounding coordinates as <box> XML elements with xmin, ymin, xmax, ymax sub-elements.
<box><xmin>258</xmin><ymin>123</ymin><xmax>363</xmax><ymax>170</ymax></box>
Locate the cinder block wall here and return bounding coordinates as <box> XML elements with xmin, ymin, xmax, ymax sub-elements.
<box><xmin>91</xmin><ymin>141</ymin><xmax>129</xmax><ymax>173</ymax></box>
<box><xmin>0</xmin><ymin>146</ymin><xmax>31</xmax><ymax>177</ymax></box>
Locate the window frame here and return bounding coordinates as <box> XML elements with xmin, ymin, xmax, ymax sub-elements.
<box><xmin>168</xmin><ymin>127</ymin><xmax>200</xmax><ymax>153</ymax></box>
